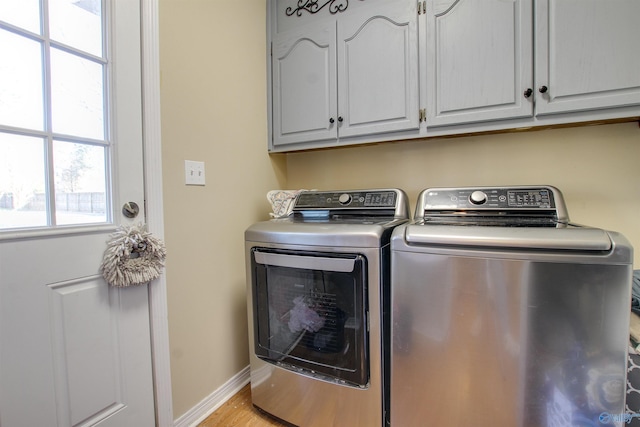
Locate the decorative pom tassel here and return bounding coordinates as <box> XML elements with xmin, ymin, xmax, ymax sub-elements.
<box><xmin>100</xmin><ymin>223</ymin><xmax>166</xmax><ymax>287</ymax></box>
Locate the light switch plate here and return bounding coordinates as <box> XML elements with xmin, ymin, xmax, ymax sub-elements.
<box><xmin>185</xmin><ymin>160</ymin><xmax>205</xmax><ymax>186</ymax></box>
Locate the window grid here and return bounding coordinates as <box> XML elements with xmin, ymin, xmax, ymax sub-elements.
<box><xmin>0</xmin><ymin>0</ymin><xmax>111</xmax><ymax>230</ymax></box>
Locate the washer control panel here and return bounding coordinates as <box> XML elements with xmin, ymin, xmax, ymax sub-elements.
<box><xmin>415</xmin><ymin>186</ymin><xmax>569</xmax><ymax>224</ymax></box>
<box><xmin>423</xmin><ymin>187</ymin><xmax>557</xmax><ymax>210</ymax></box>
<box><xmin>295</xmin><ymin>190</ymin><xmax>398</xmax><ymax>209</ymax></box>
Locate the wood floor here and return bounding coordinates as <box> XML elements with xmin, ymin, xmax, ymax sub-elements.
<box><xmin>198</xmin><ymin>384</ymin><xmax>290</xmax><ymax>427</ymax></box>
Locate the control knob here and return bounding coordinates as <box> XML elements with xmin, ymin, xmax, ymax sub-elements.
<box><xmin>469</xmin><ymin>191</ymin><xmax>487</xmax><ymax>205</ymax></box>
<box><xmin>338</xmin><ymin>193</ymin><xmax>352</xmax><ymax>205</ymax></box>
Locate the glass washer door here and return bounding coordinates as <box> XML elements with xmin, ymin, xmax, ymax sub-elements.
<box><xmin>251</xmin><ymin>248</ymin><xmax>369</xmax><ymax>387</ymax></box>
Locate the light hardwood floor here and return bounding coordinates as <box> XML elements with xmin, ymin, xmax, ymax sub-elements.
<box><xmin>198</xmin><ymin>384</ymin><xmax>290</xmax><ymax>427</ymax></box>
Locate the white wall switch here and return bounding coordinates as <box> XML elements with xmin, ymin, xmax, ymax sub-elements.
<box><xmin>185</xmin><ymin>160</ymin><xmax>206</xmax><ymax>186</ymax></box>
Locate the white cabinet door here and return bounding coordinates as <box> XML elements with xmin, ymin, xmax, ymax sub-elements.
<box><xmin>272</xmin><ymin>23</ymin><xmax>337</xmax><ymax>146</ymax></box>
<box><xmin>337</xmin><ymin>2</ymin><xmax>420</xmax><ymax>138</ymax></box>
<box><xmin>426</xmin><ymin>0</ymin><xmax>533</xmax><ymax>127</ymax></box>
<box><xmin>535</xmin><ymin>0</ymin><xmax>640</xmax><ymax>115</ymax></box>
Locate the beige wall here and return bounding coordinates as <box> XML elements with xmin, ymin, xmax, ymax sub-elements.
<box><xmin>287</xmin><ymin>122</ymin><xmax>640</xmax><ymax>265</ymax></box>
<box><xmin>158</xmin><ymin>0</ymin><xmax>282</xmax><ymax>418</ymax></box>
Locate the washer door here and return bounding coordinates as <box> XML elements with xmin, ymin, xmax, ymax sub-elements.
<box><xmin>250</xmin><ymin>248</ymin><xmax>369</xmax><ymax>387</ymax></box>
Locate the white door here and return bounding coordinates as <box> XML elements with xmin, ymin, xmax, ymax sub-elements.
<box><xmin>337</xmin><ymin>1</ymin><xmax>419</xmax><ymax>138</ymax></box>
<box><xmin>426</xmin><ymin>0</ymin><xmax>533</xmax><ymax>126</ymax></box>
<box><xmin>0</xmin><ymin>1</ymin><xmax>155</xmax><ymax>426</ymax></box>
<box><xmin>534</xmin><ymin>0</ymin><xmax>640</xmax><ymax>115</ymax></box>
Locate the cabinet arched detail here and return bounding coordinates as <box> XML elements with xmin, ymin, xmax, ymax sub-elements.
<box><xmin>272</xmin><ymin>24</ymin><xmax>337</xmax><ymax>146</ymax></box>
<box><xmin>279</xmin><ymin>37</ymin><xmax>328</xmax><ymax>59</ymax></box>
<box><xmin>338</xmin><ymin>4</ymin><xmax>419</xmax><ymax>138</ymax></box>
<box><xmin>432</xmin><ymin>0</ymin><xmax>460</xmax><ymax>17</ymax></box>
<box><xmin>342</xmin><ymin>14</ymin><xmax>400</xmax><ymax>42</ymax></box>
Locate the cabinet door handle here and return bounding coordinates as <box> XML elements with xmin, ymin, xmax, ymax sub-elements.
<box><xmin>523</xmin><ymin>88</ymin><xmax>533</xmax><ymax>98</ymax></box>
<box><xmin>329</xmin><ymin>118</ymin><xmax>335</xmax><ymax>124</ymax></box>
<box><xmin>539</xmin><ymin>85</ymin><xmax>548</xmax><ymax>94</ymax></box>
<box><xmin>337</xmin><ymin>116</ymin><xmax>343</xmax><ymax>122</ymax></box>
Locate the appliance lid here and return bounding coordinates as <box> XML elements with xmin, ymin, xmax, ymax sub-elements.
<box><xmin>403</xmin><ymin>224</ymin><xmax>613</xmax><ymax>251</ymax></box>
<box><xmin>414</xmin><ymin>185</ymin><xmax>569</xmax><ymax>226</ymax></box>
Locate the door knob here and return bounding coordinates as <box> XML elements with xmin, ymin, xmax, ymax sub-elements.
<box><xmin>329</xmin><ymin>118</ymin><xmax>335</xmax><ymax>124</ymax></box>
<box><xmin>523</xmin><ymin>88</ymin><xmax>533</xmax><ymax>98</ymax></box>
<box><xmin>122</xmin><ymin>202</ymin><xmax>140</xmax><ymax>218</ymax></box>
<box><xmin>539</xmin><ymin>85</ymin><xmax>548</xmax><ymax>93</ymax></box>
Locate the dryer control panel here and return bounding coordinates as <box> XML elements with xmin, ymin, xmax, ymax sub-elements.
<box><xmin>296</xmin><ymin>190</ymin><xmax>397</xmax><ymax>209</ymax></box>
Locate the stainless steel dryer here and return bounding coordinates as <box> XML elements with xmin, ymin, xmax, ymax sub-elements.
<box><xmin>390</xmin><ymin>185</ymin><xmax>633</xmax><ymax>427</ymax></box>
<box><xmin>246</xmin><ymin>189</ymin><xmax>409</xmax><ymax>427</ymax></box>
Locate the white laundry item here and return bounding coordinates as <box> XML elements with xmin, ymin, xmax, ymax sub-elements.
<box><xmin>267</xmin><ymin>189</ymin><xmax>306</xmax><ymax>218</ymax></box>
<box><xmin>288</xmin><ymin>296</ymin><xmax>325</xmax><ymax>333</ymax></box>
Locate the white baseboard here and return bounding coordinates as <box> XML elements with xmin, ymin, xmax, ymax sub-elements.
<box><xmin>173</xmin><ymin>365</ymin><xmax>251</xmax><ymax>427</ymax></box>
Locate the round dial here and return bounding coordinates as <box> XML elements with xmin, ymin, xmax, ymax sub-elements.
<box><xmin>338</xmin><ymin>193</ymin><xmax>352</xmax><ymax>205</ymax></box>
<box><xmin>469</xmin><ymin>191</ymin><xmax>487</xmax><ymax>205</ymax></box>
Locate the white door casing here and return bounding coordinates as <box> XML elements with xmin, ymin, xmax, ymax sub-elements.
<box><xmin>140</xmin><ymin>0</ymin><xmax>174</xmax><ymax>425</ymax></box>
<box><xmin>0</xmin><ymin>0</ymin><xmax>158</xmax><ymax>425</ymax></box>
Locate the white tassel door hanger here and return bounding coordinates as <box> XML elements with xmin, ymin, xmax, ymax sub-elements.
<box><xmin>100</xmin><ymin>223</ymin><xmax>166</xmax><ymax>287</ymax></box>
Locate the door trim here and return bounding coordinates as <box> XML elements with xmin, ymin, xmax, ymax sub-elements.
<box><xmin>141</xmin><ymin>1</ymin><xmax>174</xmax><ymax>425</ymax></box>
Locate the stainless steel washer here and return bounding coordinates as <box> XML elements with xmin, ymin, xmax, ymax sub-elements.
<box><xmin>246</xmin><ymin>189</ymin><xmax>409</xmax><ymax>427</ymax></box>
<box><xmin>390</xmin><ymin>185</ymin><xmax>633</xmax><ymax>427</ymax></box>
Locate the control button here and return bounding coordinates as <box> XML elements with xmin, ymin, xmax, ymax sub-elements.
<box><xmin>469</xmin><ymin>191</ymin><xmax>487</xmax><ymax>205</ymax></box>
<box><xmin>338</xmin><ymin>193</ymin><xmax>352</xmax><ymax>205</ymax></box>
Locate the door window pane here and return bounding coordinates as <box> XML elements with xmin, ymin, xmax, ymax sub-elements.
<box><xmin>0</xmin><ymin>0</ymin><xmax>110</xmax><ymax>232</ymax></box>
<box><xmin>49</xmin><ymin>0</ymin><xmax>103</xmax><ymax>57</ymax></box>
<box><xmin>53</xmin><ymin>140</ymin><xmax>107</xmax><ymax>225</ymax></box>
<box><xmin>0</xmin><ymin>0</ymin><xmax>41</xmax><ymax>34</ymax></box>
<box><xmin>0</xmin><ymin>28</ymin><xmax>44</xmax><ymax>130</ymax></box>
<box><xmin>51</xmin><ymin>47</ymin><xmax>105</xmax><ymax>140</ymax></box>
<box><xmin>0</xmin><ymin>133</ymin><xmax>47</xmax><ymax>229</ymax></box>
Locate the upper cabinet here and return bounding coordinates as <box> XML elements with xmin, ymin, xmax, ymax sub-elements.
<box><xmin>426</xmin><ymin>0</ymin><xmax>640</xmax><ymax>128</ymax></box>
<box><xmin>337</xmin><ymin>3</ymin><xmax>419</xmax><ymax>139</ymax></box>
<box><xmin>534</xmin><ymin>0</ymin><xmax>640</xmax><ymax>115</ymax></box>
<box><xmin>267</xmin><ymin>0</ymin><xmax>640</xmax><ymax>151</ymax></box>
<box><xmin>269</xmin><ymin>0</ymin><xmax>420</xmax><ymax>151</ymax></box>
<box><xmin>425</xmin><ymin>0</ymin><xmax>533</xmax><ymax>126</ymax></box>
<box><xmin>272</xmin><ymin>21</ymin><xmax>337</xmax><ymax>145</ymax></box>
